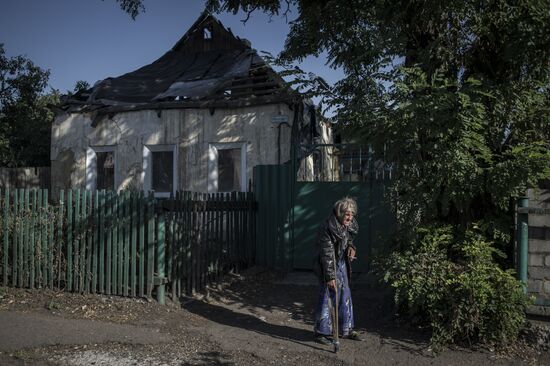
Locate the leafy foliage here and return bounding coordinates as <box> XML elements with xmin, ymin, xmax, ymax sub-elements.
<box><xmin>379</xmin><ymin>225</ymin><xmax>530</xmax><ymax>349</ymax></box>
<box><xmin>0</xmin><ymin>44</ymin><xmax>58</xmax><ymax>167</ymax></box>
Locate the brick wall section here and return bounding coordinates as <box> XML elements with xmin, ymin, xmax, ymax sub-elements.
<box><xmin>526</xmin><ymin>187</ymin><xmax>550</xmax><ymax>315</ymax></box>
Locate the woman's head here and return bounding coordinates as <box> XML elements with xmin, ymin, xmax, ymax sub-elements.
<box><xmin>333</xmin><ymin>196</ymin><xmax>357</xmax><ymax>226</ymax></box>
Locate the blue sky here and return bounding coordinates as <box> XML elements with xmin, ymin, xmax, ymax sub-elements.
<box><xmin>1</xmin><ymin>0</ymin><xmax>343</xmax><ymax>95</ymax></box>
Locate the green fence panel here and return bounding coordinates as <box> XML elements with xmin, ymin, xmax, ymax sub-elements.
<box><xmin>85</xmin><ymin>190</ymin><xmax>92</xmax><ymax>293</ymax></box>
<box><xmin>57</xmin><ymin>190</ymin><xmax>65</xmax><ymax>290</ymax></box>
<box><xmin>98</xmin><ymin>190</ymin><xmax>105</xmax><ymax>293</ymax></box>
<box><xmin>12</xmin><ymin>189</ymin><xmax>18</xmax><ymax>287</ymax></box>
<box><xmin>67</xmin><ymin>190</ymin><xmax>73</xmax><ymax>291</ymax></box>
<box><xmin>47</xmin><ymin>190</ymin><xmax>54</xmax><ymax>289</ymax></box>
<box><xmin>131</xmin><ymin>192</ymin><xmax>137</xmax><ymax>297</ymax></box>
<box><xmin>2</xmin><ymin>189</ymin><xmax>8</xmax><ymax>286</ymax></box>
<box><xmin>139</xmin><ymin>191</ymin><xmax>145</xmax><ymax>297</ymax></box>
<box><xmin>147</xmin><ymin>192</ymin><xmax>154</xmax><ymax>297</ymax></box>
<box><xmin>74</xmin><ymin>189</ymin><xmax>81</xmax><ymax>292</ymax></box>
<box><xmin>21</xmin><ymin>189</ymin><xmax>29</xmax><ymax>287</ymax></box>
<box><xmin>79</xmin><ymin>190</ymin><xmax>87</xmax><ymax>291</ymax></box>
<box><xmin>39</xmin><ymin>189</ymin><xmax>46</xmax><ymax>288</ymax></box>
<box><xmin>29</xmin><ymin>190</ymin><xmax>37</xmax><ymax>288</ymax></box>
<box><xmin>92</xmin><ymin>190</ymin><xmax>98</xmax><ymax>293</ymax></box>
<box><xmin>105</xmin><ymin>192</ymin><xmax>112</xmax><ymax>295</ymax></box>
<box><xmin>123</xmin><ymin>191</ymin><xmax>130</xmax><ymax>297</ymax></box>
<box><xmin>112</xmin><ymin>191</ymin><xmax>119</xmax><ymax>295</ymax></box>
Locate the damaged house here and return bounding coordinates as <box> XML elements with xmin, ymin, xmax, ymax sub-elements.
<box><xmin>52</xmin><ymin>12</ymin><xmax>331</xmax><ymax>197</ymax></box>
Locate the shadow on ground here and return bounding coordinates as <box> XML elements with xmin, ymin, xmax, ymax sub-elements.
<box><xmin>181</xmin><ymin>268</ymin><xmax>430</xmax><ymax>355</ymax></box>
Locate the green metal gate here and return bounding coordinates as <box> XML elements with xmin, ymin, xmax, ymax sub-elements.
<box><xmin>254</xmin><ymin>144</ymin><xmax>396</xmax><ymax>272</ymax></box>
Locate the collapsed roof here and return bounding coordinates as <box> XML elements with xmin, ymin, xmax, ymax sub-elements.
<box><xmin>63</xmin><ymin>12</ymin><xmax>298</xmax><ymax>113</ymax></box>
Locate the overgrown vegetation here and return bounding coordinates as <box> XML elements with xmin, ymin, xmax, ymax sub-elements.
<box><xmin>379</xmin><ymin>225</ymin><xmax>530</xmax><ymax>349</ymax></box>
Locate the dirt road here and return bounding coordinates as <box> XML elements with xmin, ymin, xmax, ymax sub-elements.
<box><xmin>0</xmin><ymin>269</ymin><xmax>548</xmax><ymax>365</ymax></box>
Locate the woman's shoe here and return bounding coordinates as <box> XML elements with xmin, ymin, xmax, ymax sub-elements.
<box><xmin>343</xmin><ymin>330</ymin><xmax>363</xmax><ymax>341</ymax></box>
<box><xmin>314</xmin><ymin>334</ymin><xmax>333</xmax><ymax>346</ymax></box>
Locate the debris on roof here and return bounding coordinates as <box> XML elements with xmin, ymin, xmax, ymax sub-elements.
<box><xmin>64</xmin><ymin>12</ymin><xmax>297</xmax><ymax>113</ymax></box>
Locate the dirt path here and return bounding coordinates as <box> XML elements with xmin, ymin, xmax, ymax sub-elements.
<box><xmin>0</xmin><ymin>269</ymin><xmax>548</xmax><ymax>365</ymax></box>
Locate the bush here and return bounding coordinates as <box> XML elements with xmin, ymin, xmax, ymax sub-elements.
<box><xmin>379</xmin><ymin>225</ymin><xmax>530</xmax><ymax>349</ymax></box>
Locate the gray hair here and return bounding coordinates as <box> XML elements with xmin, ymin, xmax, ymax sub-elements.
<box><xmin>333</xmin><ymin>196</ymin><xmax>358</xmax><ymax>221</ymax></box>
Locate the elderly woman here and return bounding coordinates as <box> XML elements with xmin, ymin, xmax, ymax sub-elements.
<box><xmin>313</xmin><ymin>196</ymin><xmax>361</xmax><ymax>344</ymax></box>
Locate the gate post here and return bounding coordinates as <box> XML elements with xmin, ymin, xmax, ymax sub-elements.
<box><xmin>517</xmin><ymin>197</ymin><xmax>529</xmax><ymax>292</ymax></box>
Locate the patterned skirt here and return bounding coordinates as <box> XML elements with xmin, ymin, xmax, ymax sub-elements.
<box><xmin>313</xmin><ymin>257</ymin><xmax>354</xmax><ymax>336</ymax></box>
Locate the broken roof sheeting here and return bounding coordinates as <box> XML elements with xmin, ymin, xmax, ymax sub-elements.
<box><xmin>71</xmin><ymin>13</ymin><xmax>287</xmax><ymax>107</ymax></box>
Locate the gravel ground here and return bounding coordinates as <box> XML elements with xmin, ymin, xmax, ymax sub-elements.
<box><xmin>0</xmin><ymin>268</ymin><xmax>549</xmax><ymax>365</ymax></box>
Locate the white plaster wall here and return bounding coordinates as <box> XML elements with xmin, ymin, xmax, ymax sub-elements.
<box><xmin>51</xmin><ymin>104</ymin><xmax>294</xmax><ymax>193</ymax></box>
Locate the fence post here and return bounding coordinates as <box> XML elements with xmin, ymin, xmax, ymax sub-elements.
<box><xmin>517</xmin><ymin>196</ymin><xmax>529</xmax><ymax>292</ymax></box>
<box><xmin>156</xmin><ymin>213</ymin><xmax>166</xmax><ymax>305</ymax></box>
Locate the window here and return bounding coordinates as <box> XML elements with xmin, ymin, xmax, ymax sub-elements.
<box><xmin>152</xmin><ymin>151</ymin><xmax>173</xmax><ymax>193</ymax></box>
<box><xmin>86</xmin><ymin>146</ymin><xmax>116</xmax><ymax>191</ymax></box>
<box><xmin>143</xmin><ymin>145</ymin><xmax>177</xmax><ymax>198</ymax></box>
<box><xmin>203</xmin><ymin>27</ymin><xmax>212</xmax><ymax>39</ymax></box>
<box><xmin>208</xmin><ymin>143</ymin><xmax>247</xmax><ymax>193</ymax></box>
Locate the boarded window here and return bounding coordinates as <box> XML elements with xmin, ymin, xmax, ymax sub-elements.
<box><xmin>218</xmin><ymin>148</ymin><xmax>241</xmax><ymax>192</ymax></box>
<box><xmin>152</xmin><ymin>151</ymin><xmax>173</xmax><ymax>193</ymax></box>
<box><xmin>96</xmin><ymin>151</ymin><xmax>114</xmax><ymax>190</ymax></box>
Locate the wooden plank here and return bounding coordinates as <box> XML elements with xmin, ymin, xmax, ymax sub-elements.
<box><xmin>79</xmin><ymin>190</ymin><xmax>87</xmax><ymax>291</ymax></box>
<box><xmin>205</xmin><ymin>194</ymin><xmax>210</xmax><ymax>286</ymax></box>
<box><xmin>2</xmin><ymin>188</ymin><xmax>8</xmax><ymax>287</ymax></box>
<box><xmin>105</xmin><ymin>192</ymin><xmax>112</xmax><ymax>295</ymax></box>
<box><xmin>29</xmin><ymin>190</ymin><xmax>37</xmax><ymax>289</ymax></box>
<box><xmin>57</xmin><ymin>190</ymin><xmax>65</xmax><ymax>290</ymax></box>
<box><xmin>98</xmin><ymin>190</ymin><xmax>105</xmax><ymax>293</ymax></box>
<box><xmin>146</xmin><ymin>192</ymin><xmax>154</xmax><ymax>297</ymax></box>
<box><xmin>168</xmin><ymin>193</ymin><xmax>174</xmax><ymax>300</ymax></box>
<box><xmin>176</xmin><ymin>191</ymin><xmax>183</xmax><ymax>298</ymax></box>
<box><xmin>138</xmin><ymin>191</ymin><xmax>145</xmax><ymax>298</ymax></box>
<box><xmin>21</xmin><ymin>189</ymin><xmax>29</xmax><ymax>287</ymax></box>
<box><xmin>11</xmin><ymin>189</ymin><xmax>18</xmax><ymax>287</ymax></box>
<box><xmin>38</xmin><ymin>189</ymin><xmax>44</xmax><ymax>288</ymax></box>
<box><xmin>74</xmin><ymin>189</ymin><xmax>81</xmax><ymax>292</ymax></box>
<box><xmin>130</xmin><ymin>192</ymin><xmax>137</xmax><ymax>297</ymax></box>
<box><xmin>187</xmin><ymin>191</ymin><xmax>193</xmax><ymax>295</ymax></box>
<box><xmin>66</xmin><ymin>190</ymin><xmax>73</xmax><ymax>292</ymax></box>
<box><xmin>85</xmin><ymin>190</ymin><xmax>92</xmax><ymax>293</ymax></box>
<box><xmin>123</xmin><ymin>191</ymin><xmax>130</xmax><ymax>296</ymax></box>
<box><xmin>112</xmin><ymin>191</ymin><xmax>119</xmax><ymax>295</ymax></box>
<box><xmin>214</xmin><ymin>193</ymin><xmax>221</xmax><ymax>283</ymax></box>
<box><xmin>92</xmin><ymin>190</ymin><xmax>98</xmax><ymax>293</ymax></box>
<box><xmin>47</xmin><ymin>190</ymin><xmax>54</xmax><ymax>289</ymax></box>
<box><xmin>118</xmin><ymin>192</ymin><xmax>124</xmax><ymax>295</ymax></box>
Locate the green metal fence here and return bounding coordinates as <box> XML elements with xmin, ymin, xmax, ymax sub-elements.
<box><xmin>253</xmin><ymin>143</ymin><xmax>397</xmax><ymax>271</ymax></box>
<box><xmin>0</xmin><ymin>189</ymin><xmax>256</xmax><ymax>303</ymax></box>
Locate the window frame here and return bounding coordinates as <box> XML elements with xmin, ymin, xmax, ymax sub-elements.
<box><xmin>142</xmin><ymin>144</ymin><xmax>177</xmax><ymax>198</ymax></box>
<box><xmin>208</xmin><ymin>142</ymin><xmax>247</xmax><ymax>193</ymax></box>
<box><xmin>86</xmin><ymin>145</ymin><xmax>117</xmax><ymax>191</ymax></box>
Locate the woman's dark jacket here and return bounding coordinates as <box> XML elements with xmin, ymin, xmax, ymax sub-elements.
<box><xmin>313</xmin><ymin>212</ymin><xmax>358</xmax><ymax>284</ymax></box>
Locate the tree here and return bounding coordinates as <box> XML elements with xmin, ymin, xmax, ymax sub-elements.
<box><xmin>0</xmin><ymin>44</ymin><xmax>56</xmax><ymax>167</ymax></box>
<box><xmin>207</xmin><ymin>0</ymin><xmax>550</xmax><ymax>347</ymax></box>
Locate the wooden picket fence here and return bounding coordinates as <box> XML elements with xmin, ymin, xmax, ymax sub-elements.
<box><xmin>0</xmin><ymin>189</ymin><xmax>257</xmax><ymax>303</ymax></box>
<box><xmin>165</xmin><ymin>191</ymin><xmax>256</xmax><ymax>299</ymax></box>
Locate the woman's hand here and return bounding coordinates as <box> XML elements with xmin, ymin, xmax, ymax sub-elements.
<box><xmin>327</xmin><ymin>279</ymin><xmax>336</xmax><ymax>290</ymax></box>
<box><xmin>347</xmin><ymin>247</ymin><xmax>356</xmax><ymax>261</ymax></box>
